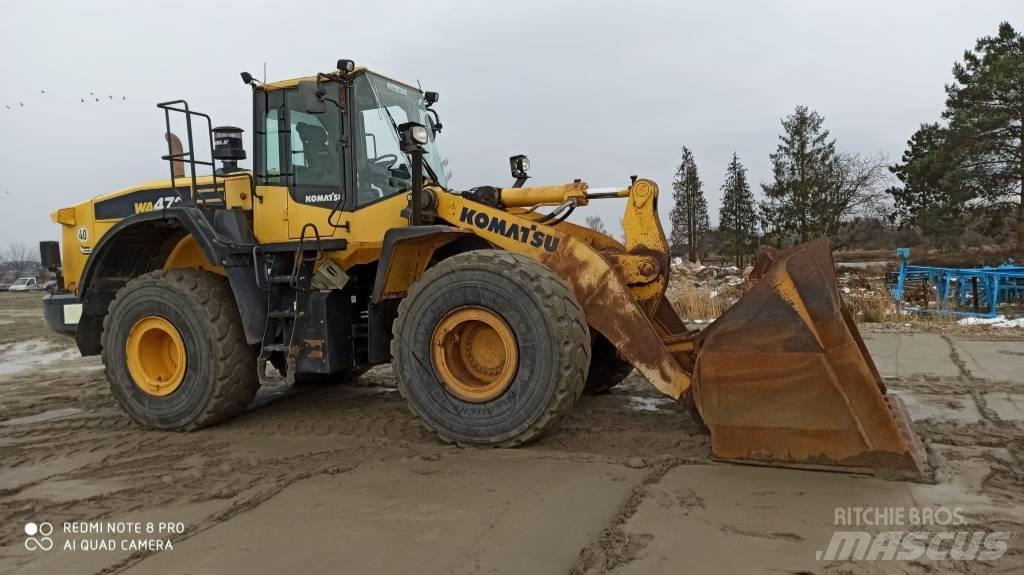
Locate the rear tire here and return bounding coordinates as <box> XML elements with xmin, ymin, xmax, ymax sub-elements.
<box><xmin>102</xmin><ymin>269</ymin><xmax>259</xmax><ymax>430</ymax></box>
<box><xmin>392</xmin><ymin>250</ymin><xmax>590</xmax><ymax>446</ymax></box>
<box><xmin>582</xmin><ymin>334</ymin><xmax>634</xmax><ymax>394</ymax></box>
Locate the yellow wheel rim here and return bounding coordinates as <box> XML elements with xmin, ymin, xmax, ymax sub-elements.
<box><xmin>431</xmin><ymin>306</ymin><xmax>518</xmax><ymax>403</ymax></box>
<box><xmin>125</xmin><ymin>316</ymin><xmax>187</xmax><ymax>397</ymax></box>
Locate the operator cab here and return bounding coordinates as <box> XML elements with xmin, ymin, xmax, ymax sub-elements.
<box><xmin>247</xmin><ymin>61</ymin><xmax>446</xmax><ymax>214</ymax></box>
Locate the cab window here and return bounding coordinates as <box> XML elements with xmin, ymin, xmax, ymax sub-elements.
<box><xmin>254</xmin><ymin>86</ymin><xmax>344</xmax><ymax>189</ymax></box>
<box><xmin>352</xmin><ymin>75</ymin><xmax>412</xmax><ymax>206</ymax></box>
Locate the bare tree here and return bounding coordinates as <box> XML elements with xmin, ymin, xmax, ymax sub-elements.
<box><xmin>584</xmin><ymin>215</ymin><xmax>608</xmax><ymax>235</ymax></box>
<box><xmin>4</xmin><ymin>242</ymin><xmax>37</xmax><ymax>279</ymax></box>
<box><xmin>818</xmin><ymin>151</ymin><xmax>892</xmax><ymax>244</ymax></box>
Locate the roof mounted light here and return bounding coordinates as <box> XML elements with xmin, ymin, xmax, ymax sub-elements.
<box><xmin>337</xmin><ymin>59</ymin><xmax>356</xmax><ymax>73</ymax></box>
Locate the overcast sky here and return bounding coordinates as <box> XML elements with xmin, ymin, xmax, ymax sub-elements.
<box><xmin>0</xmin><ymin>0</ymin><xmax>1019</xmax><ymax>247</ymax></box>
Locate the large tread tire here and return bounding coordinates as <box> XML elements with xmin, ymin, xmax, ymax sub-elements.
<box><xmin>392</xmin><ymin>250</ymin><xmax>590</xmax><ymax>447</ymax></box>
<box><xmin>582</xmin><ymin>333</ymin><xmax>634</xmax><ymax>395</ymax></box>
<box><xmin>102</xmin><ymin>269</ymin><xmax>259</xmax><ymax>430</ymax></box>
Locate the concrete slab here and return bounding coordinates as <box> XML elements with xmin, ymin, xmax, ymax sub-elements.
<box><xmin>124</xmin><ymin>454</ymin><xmax>645</xmax><ymax>575</ymax></box>
<box><xmin>862</xmin><ymin>333</ymin><xmax>960</xmax><ymax>379</ymax></box>
<box><xmin>953</xmin><ymin>339</ymin><xmax>1024</xmax><ymax>383</ymax></box>
<box><xmin>613</xmin><ymin>465</ymin><xmax>916</xmax><ymax>575</ymax></box>
<box><xmin>893</xmin><ymin>390</ymin><xmax>982</xmax><ymax>424</ymax></box>
<box><xmin>983</xmin><ymin>393</ymin><xmax>1024</xmax><ymax>422</ymax></box>
<box><xmin>613</xmin><ymin>464</ymin><xmax>1023</xmax><ymax>575</ymax></box>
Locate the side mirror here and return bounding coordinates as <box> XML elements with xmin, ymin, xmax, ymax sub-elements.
<box><xmin>39</xmin><ymin>241</ymin><xmax>61</xmax><ymax>272</ymax></box>
<box><xmin>297</xmin><ymin>81</ymin><xmax>326</xmax><ymax>114</ymax></box>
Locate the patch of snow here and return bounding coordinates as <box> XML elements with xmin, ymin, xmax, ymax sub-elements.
<box><xmin>957</xmin><ymin>315</ymin><xmax>1024</xmax><ymax>328</ymax></box>
<box><xmin>628</xmin><ymin>396</ymin><xmax>674</xmax><ymax>413</ymax></box>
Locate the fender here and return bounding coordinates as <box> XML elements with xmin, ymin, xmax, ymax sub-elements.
<box><xmin>366</xmin><ymin>226</ymin><xmax>477</xmax><ymax>363</ymax></box>
<box><xmin>74</xmin><ymin>207</ymin><xmax>265</xmax><ymax>354</ymax></box>
<box><xmin>370</xmin><ymin>226</ymin><xmax>476</xmax><ymax>303</ymax></box>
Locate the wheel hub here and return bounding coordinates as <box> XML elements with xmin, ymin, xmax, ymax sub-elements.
<box><xmin>125</xmin><ymin>316</ymin><xmax>186</xmax><ymax>397</ymax></box>
<box><xmin>431</xmin><ymin>307</ymin><xmax>518</xmax><ymax>402</ymax></box>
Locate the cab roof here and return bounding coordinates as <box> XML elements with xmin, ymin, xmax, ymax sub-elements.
<box><xmin>257</xmin><ymin>66</ymin><xmax>421</xmax><ymax>94</ymax></box>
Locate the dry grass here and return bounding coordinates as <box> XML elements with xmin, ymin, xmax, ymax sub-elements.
<box><xmin>666</xmin><ymin>280</ymin><xmax>748</xmax><ymax>322</ymax></box>
<box><xmin>665</xmin><ymin>267</ymin><xmax>975</xmax><ymax>329</ymax></box>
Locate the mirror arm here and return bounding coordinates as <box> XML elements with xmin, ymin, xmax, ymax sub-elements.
<box><xmin>428</xmin><ymin>109</ymin><xmax>443</xmax><ymax>134</ymax></box>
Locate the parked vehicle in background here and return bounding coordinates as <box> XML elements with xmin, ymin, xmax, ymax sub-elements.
<box><xmin>0</xmin><ymin>283</ymin><xmax>11</xmax><ymax>292</ymax></box>
<box><xmin>8</xmin><ymin>277</ymin><xmax>38</xmax><ymax>291</ymax></box>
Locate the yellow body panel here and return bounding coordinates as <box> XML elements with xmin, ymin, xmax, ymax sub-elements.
<box><xmin>164</xmin><ymin>235</ymin><xmax>225</xmax><ymax>275</ymax></box>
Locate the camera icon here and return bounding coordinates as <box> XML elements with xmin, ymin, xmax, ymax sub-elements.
<box><xmin>24</xmin><ymin>522</ymin><xmax>54</xmax><ymax>551</ymax></box>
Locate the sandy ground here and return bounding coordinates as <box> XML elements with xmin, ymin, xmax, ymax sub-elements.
<box><xmin>0</xmin><ymin>292</ymin><xmax>1022</xmax><ymax>574</ymax></box>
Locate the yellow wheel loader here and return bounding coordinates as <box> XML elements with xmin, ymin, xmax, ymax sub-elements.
<box><xmin>39</xmin><ymin>60</ymin><xmax>926</xmax><ymax>476</ymax></box>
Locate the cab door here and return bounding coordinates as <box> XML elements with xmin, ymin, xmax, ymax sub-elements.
<box><xmin>252</xmin><ymin>84</ymin><xmax>347</xmax><ymax>242</ymax></box>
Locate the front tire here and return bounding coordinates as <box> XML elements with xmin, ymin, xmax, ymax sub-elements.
<box><xmin>582</xmin><ymin>333</ymin><xmax>634</xmax><ymax>394</ymax></box>
<box><xmin>392</xmin><ymin>250</ymin><xmax>590</xmax><ymax>447</ymax></box>
<box><xmin>102</xmin><ymin>269</ymin><xmax>259</xmax><ymax>430</ymax></box>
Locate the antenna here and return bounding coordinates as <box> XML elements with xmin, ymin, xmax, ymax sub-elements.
<box><xmin>263</xmin><ymin>62</ymin><xmax>267</xmax><ymax>84</ymax></box>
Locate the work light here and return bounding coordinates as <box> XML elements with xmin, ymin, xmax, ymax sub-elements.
<box><xmin>399</xmin><ymin>122</ymin><xmax>429</xmax><ymax>150</ymax></box>
<box><xmin>510</xmin><ymin>155</ymin><xmax>530</xmax><ymax>179</ymax></box>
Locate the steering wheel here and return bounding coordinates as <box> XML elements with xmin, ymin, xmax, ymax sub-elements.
<box><xmin>371</xmin><ymin>154</ymin><xmax>398</xmax><ymax>169</ymax></box>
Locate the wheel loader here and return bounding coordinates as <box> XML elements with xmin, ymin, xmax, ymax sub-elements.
<box><xmin>40</xmin><ymin>60</ymin><xmax>927</xmax><ymax>477</ymax></box>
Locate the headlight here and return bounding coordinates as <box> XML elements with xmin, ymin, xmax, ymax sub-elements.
<box><xmin>411</xmin><ymin>125</ymin><xmax>428</xmax><ymax>145</ymax></box>
<box><xmin>510</xmin><ymin>154</ymin><xmax>530</xmax><ymax>179</ymax></box>
<box><xmin>398</xmin><ymin>122</ymin><xmax>429</xmax><ymax>150</ymax></box>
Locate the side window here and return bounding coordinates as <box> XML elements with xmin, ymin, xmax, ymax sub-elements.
<box><xmin>264</xmin><ymin>107</ymin><xmax>283</xmax><ymax>181</ymax></box>
<box><xmin>256</xmin><ymin>91</ymin><xmax>286</xmax><ymax>185</ymax></box>
<box><xmin>285</xmin><ymin>90</ymin><xmax>343</xmax><ymax>188</ymax></box>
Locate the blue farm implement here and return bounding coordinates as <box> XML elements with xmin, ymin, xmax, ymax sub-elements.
<box><xmin>889</xmin><ymin>248</ymin><xmax>1024</xmax><ymax>317</ymax></box>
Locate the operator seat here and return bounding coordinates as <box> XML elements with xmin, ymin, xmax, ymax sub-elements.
<box><xmin>295</xmin><ymin>122</ymin><xmax>337</xmax><ymax>185</ymax></box>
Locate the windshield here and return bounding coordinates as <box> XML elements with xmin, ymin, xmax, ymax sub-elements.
<box><xmin>351</xmin><ymin>72</ymin><xmax>447</xmax><ymax>206</ymax></box>
<box><xmin>13</xmin><ymin>278</ymin><xmax>30</xmax><ymax>286</ymax></box>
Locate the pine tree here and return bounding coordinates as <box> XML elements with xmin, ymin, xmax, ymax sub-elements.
<box><xmin>760</xmin><ymin>106</ymin><xmax>838</xmax><ymax>244</ymax></box>
<box><xmin>670</xmin><ymin>147</ymin><xmax>709</xmax><ymax>261</ymax></box>
<box><xmin>718</xmin><ymin>153</ymin><xmax>758</xmax><ymax>267</ymax></box>
<box><xmin>887</xmin><ymin>123</ymin><xmax>974</xmax><ymax>247</ymax></box>
<box><xmin>943</xmin><ymin>21</ymin><xmax>1024</xmax><ymax>250</ymax></box>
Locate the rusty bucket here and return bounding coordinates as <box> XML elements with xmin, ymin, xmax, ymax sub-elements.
<box><xmin>691</xmin><ymin>239</ymin><xmax>928</xmax><ymax>478</ymax></box>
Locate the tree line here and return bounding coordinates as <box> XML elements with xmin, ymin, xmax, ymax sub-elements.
<box><xmin>585</xmin><ymin>22</ymin><xmax>1022</xmax><ymax>264</ymax></box>
<box><xmin>664</xmin><ymin>104</ymin><xmax>891</xmax><ymax>266</ymax></box>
